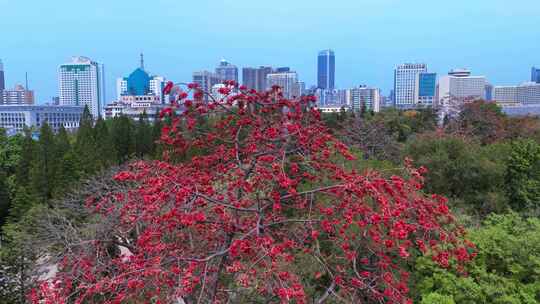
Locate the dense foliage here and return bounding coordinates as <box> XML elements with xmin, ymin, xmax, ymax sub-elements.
<box><xmin>0</xmin><ymin>90</ymin><xmax>539</xmax><ymax>303</ymax></box>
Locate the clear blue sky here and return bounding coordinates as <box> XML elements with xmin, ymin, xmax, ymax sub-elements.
<box><xmin>1</xmin><ymin>0</ymin><xmax>539</xmax><ymax>103</ymax></box>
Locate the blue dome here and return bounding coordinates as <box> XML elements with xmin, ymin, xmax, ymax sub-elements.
<box><xmin>126</xmin><ymin>68</ymin><xmax>151</xmax><ymax>96</ymax></box>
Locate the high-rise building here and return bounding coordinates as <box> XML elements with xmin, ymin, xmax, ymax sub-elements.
<box><xmin>116</xmin><ymin>55</ymin><xmax>166</xmax><ymax>102</ymax></box>
<box><xmin>193</xmin><ymin>71</ymin><xmax>221</xmax><ymax>102</ymax></box>
<box><xmin>414</xmin><ymin>72</ymin><xmax>437</xmax><ymax>106</ymax></box>
<box><xmin>0</xmin><ymin>59</ymin><xmax>5</xmax><ymax>92</ymax></box>
<box><xmin>349</xmin><ymin>86</ymin><xmax>381</xmax><ymax>112</ymax></box>
<box><xmin>437</xmin><ymin>69</ymin><xmax>488</xmax><ymax>110</ymax></box>
<box><xmin>242</xmin><ymin>66</ymin><xmax>273</xmax><ymax>92</ymax></box>
<box><xmin>266</xmin><ymin>71</ymin><xmax>300</xmax><ymax>99</ymax></box>
<box><xmin>317</xmin><ymin>50</ymin><xmax>335</xmax><ymax>90</ymax></box>
<box><xmin>394</xmin><ymin>63</ymin><xmax>427</xmax><ymax>108</ymax></box>
<box><xmin>59</xmin><ymin>56</ymin><xmax>102</xmax><ymax>117</ymax></box>
<box><xmin>1</xmin><ymin>84</ymin><xmax>34</xmax><ymax>105</ymax></box>
<box><xmin>531</xmin><ymin>67</ymin><xmax>540</xmax><ymax>83</ymax></box>
<box><xmin>215</xmin><ymin>59</ymin><xmax>238</xmax><ymax>83</ymax></box>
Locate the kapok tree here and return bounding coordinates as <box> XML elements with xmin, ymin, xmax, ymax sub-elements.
<box><xmin>31</xmin><ymin>82</ymin><xmax>475</xmax><ymax>304</ymax></box>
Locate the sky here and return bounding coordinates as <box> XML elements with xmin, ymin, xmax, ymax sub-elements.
<box><xmin>0</xmin><ymin>0</ymin><xmax>539</xmax><ymax>103</ymax></box>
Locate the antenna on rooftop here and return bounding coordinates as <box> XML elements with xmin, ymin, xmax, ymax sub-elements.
<box><xmin>25</xmin><ymin>72</ymin><xmax>28</xmax><ymax>90</ymax></box>
<box><xmin>140</xmin><ymin>53</ymin><xmax>145</xmax><ymax>70</ymax></box>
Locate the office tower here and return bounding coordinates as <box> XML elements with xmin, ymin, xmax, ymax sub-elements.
<box><xmin>531</xmin><ymin>67</ymin><xmax>540</xmax><ymax>83</ymax></box>
<box><xmin>317</xmin><ymin>49</ymin><xmax>335</xmax><ymax>90</ymax></box>
<box><xmin>494</xmin><ymin>82</ymin><xmax>540</xmax><ymax>106</ymax></box>
<box><xmin>484</xmin><ymin>84</ymin><xmax>493</xmax><ymax>101</ymax></box>
<box><xmin>0</xmin><ymin>59</ymin><xmax>4</xmax><ymax>91</ymax></box>
<box><xmin>0</xmin><ymin>84</ymin><xmax>34</xmax><ymax>105</ymax></box>
<box><xmin>394</xmin><ymin>63</ymin><xmax>427</xmax><ymax>108</ymax></box>
<box><xmin>59</xmin><ymin>56</ymin><xmax>102</xmax><ymax>117</ymax></box>
<box><xmin>116</xmin><ymin>55</ymin><xmax>166</xmax><ymax>102</ymax></box>
<box><xmin>437</xmin><ymin>69</ymin><xmax>487</xmax><ymax>112</ymax></box>
<box><xmin>414</xmin><ymin>72</ymin><xmax>437</xmax><ymax>106</ymax></box>
<box><xmin>215</xmin><ymin>59</ymin><xmax>238</xmax><ymax>83</ymax></box>
<box><xmin>242</xmin><ymin>66</ymin><xmax>273</xmax><ymax>91</ymax></box>
<box><xmin>193</xmin><ymin>71</ymin><xmax>221</xmax><ymax>102</ymax></box>
<box><xmin>266</xmin><ymin>71</ymin><xmax>299</xmax><ymax>99</ymax></box>
<box><xmin>349</xmin><ymin>86</ymin><xmax>381</xmax><ymax>112</ymax></box>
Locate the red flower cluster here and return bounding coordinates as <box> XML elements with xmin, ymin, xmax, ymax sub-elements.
<box><xmin>32</xmin><ymin>85</ymin><xmax>474</xmax><ymax>304</ymax></box>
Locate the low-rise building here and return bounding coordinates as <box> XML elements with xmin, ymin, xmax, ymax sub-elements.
<box><xmin>0</xmin><ymin>105</ymin><xmax>84</xmax><ymax>133</ymax></box>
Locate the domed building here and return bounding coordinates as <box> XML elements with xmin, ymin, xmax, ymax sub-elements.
<box><xmin>105</xmin><ymin>54</ymin><xmax>169</xmax><ymax>121</ymax></box>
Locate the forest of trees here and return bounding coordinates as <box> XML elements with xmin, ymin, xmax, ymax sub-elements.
<box><xmin>1</xmin><ymin>94</ymin><xmax>540</xmax><ymax>303</ymax></box>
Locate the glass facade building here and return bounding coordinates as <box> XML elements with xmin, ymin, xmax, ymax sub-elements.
<box><xmin>531</xmin><ymin>67</ymin><xmax>540</xmax><ymax>83</ymax></box>
<box><xmin>317</xmin><ymin>50</ymin><xmax>335</xmax><ymax>90</ymax></box>
<box><xmin>415</xmin><ymin>72</ymin><xmax>436</xmax><ymax>106</ymax></box>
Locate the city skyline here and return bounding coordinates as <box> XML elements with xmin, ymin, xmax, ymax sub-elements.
<box><xmin>1</xmin><ymin>0</ymin><xmax>539</xmax><ymax>103</ymax></box>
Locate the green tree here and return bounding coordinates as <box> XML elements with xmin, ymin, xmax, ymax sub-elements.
<box><xmin>53</xmin><ymin>126</ymin><xmax>79</xmax><ymax>197</ymax></box>
<box><xmin>74</xmin><ymin>105</ymin><xmax>98</xmax><ymax>175</ymax></box>
<box><xmin>94</xmin><ymin>116</ymin><xmax>115</xmax><ymax>168</ymax></box>
<box><xmin>404</xmin><ymin>134</ymin><xmax>508</xmax><ymax>214</ymax></box>
<box><xmin>135</xmin><ymin>111</ymin><xmax>153</xmax><ymax>158</ymax></box>
<box><xmin>505</xmin><ymin>139</ymin><xmax>540</xmax><ymax>213</ymax></box>
<box><xmin>110</xmin><ymin>115</ymin><xmax>134</xmax><ymax>164</ymax></box>
<box><xmin>29</xmin><ymin>123</ymin><xmax>57</xmax><ymax>204</ymax></box>
<box><xmin>15</xmin><ymin>129</ymin><xmax>35</xmax><ymax>187</ymax></box>
<box><xmin>413</xmin><ymin>213</ymin><xmax>540</xmax><ymax>304</ymax></box>
<box><xmin>151</xmin><ymin>116</ymin><xmax>163</xmax><ymax>158</ymax></box>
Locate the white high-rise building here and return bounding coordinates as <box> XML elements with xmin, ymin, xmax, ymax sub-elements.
<box><xmin>348</xmin><ymin>86</ymin><xmax>381</xmax><ymax>112</ymax></box>
<box><xmin>437</xmin><ymin>69</ymin><xmax>487</xmax><ymax>119</ymax></box>
<box><xmin>394</xmin><ymin>63</ymin><xmax>427</xmax><ymax>108</ymax></box>
<box><xmin>266</xmin><ymin>71</ymin><xmax>301</xmax><ymax>99</ymax></box>
<box><xmin>59</xmin><ymin>56</ymin><xmax>102</xmax><ymax>117</ymax></box>
<box><xmin>437</xmin><ymin>70</ymin><xmax>487</xmax><ymax>105</ymax></box>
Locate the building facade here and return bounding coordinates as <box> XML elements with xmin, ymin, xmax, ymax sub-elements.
<box><xmin>0</xmin><ymin>59</ymin><xmax>5</xmax><ymax>92</ymax></box>
<box><xmin>59</xmin><ymin>56</ymin><xmax>102</xmax><ymax>118</ymax></box>
<box><xmin>193</xmin><ymin>71</ymin><xmax>221</xmax><ymax>102</ymax></box>
<box><xmin>0</xmin><ymin>105</ymin><xmax>84</xmax><ymax>133</ymax></box>
<box><xmin>437</xmin><ymin>70</ymin><xmax>487</xmax><ymax>105</ymax></box>
<box><xmin>493</xmin><ymin>86</ymin><xmax>518</xmax><ymax>104</ymax></box>
<box><xmin>266</xmin><ymin>71</ymin><xmax>301</xmax><ymax>99</ymax></box>
<box><xmin>215</xmin><ymin>59</ymin><xmax>238</xmax><ymax>83</ymax></box>
<box><xmin>242</xmin><ymin>66</ymin><xmax>273</xmax><ymax>92</ymax></box>
<box><xmin>317</xmin><ymin>50</ymin><xmax>335</xmax><ymax>90</ymax></box>
<box><xmin>1</xmin><ymin>84</ymin><xmax>34</xmax><ymax>105</ymax></box>
<box><xmin>414</xmin><ymin>72</ymin><xmax>436</xmax><ymax>106</ymax></box>
<box><xmin>531</xmin><ymin>67</ymin><xmax>540</xmax><ymax>83</ymax></box>
<box><xmin>349</xmin><ymin>86</ymin><xmax>381</xmax><ymax>112</ymax></box>
<box><xmin>116</xmin><ymin>57</ymin><xmax>166</xmax><ymax>102</ymax></box>
<box><xmin>394</xmin><ymin>63</ymin><xmax>427</xmax><ymax>108</ymax></box>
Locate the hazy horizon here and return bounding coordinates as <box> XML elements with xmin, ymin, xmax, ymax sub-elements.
<box><xmin>1</xmin><ymin>0</ymin><xmax>539</xmax><ymax>103</ymax></box>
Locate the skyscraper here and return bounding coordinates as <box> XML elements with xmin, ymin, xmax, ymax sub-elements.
<box><xmin>242</xmin><ymin>66</ymin><xmax>273</xmax><ymax>92</ymax></box>
<box><xmin>394</xmin><ymin>63</ymin><xmax>427</xmax><ymax>108</ymax></box>
<box><xmin>317</xmin><ymin>50</ymin><xmax>335</xmax><ymax>90</ymax></box>
<box><xmin>0</xmin><ymin>59</ymin><xmax>5</xmax><ymax>92</ymax></box>
<box><xmin>531</xmin><ymin>67</ymin><xmax>540</xmax><ymax>83</ymax></box>
<box><xmin>59</xmin><ymin>56</ymin><xmax>102</xmax><ymax>117</ymax></box>
<box><xmin>215</xmin><ymin>59</ymin><xmax>238</xmax><ymax>83</ymax></box>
